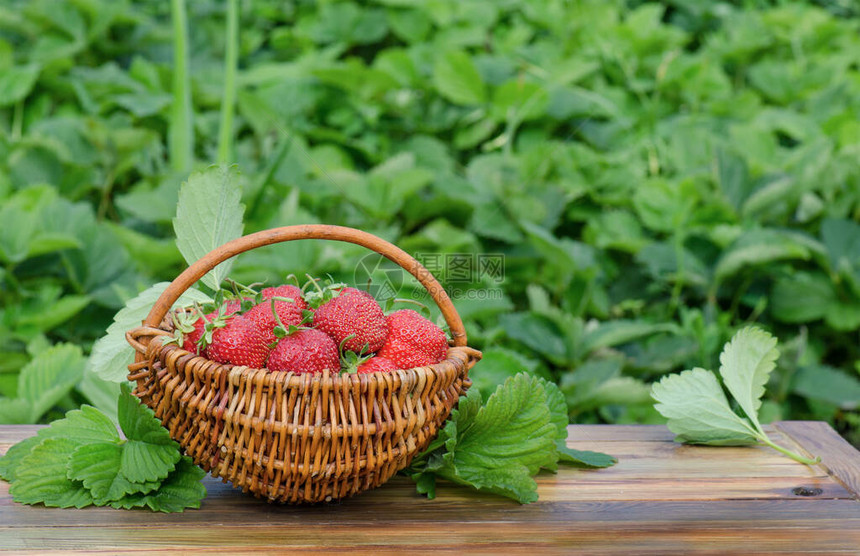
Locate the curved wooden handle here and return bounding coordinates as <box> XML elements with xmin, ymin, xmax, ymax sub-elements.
<box><xmin>141</xmin><ymin>225</ymin><xmax>468</xmax><ymax>345</ymax></box>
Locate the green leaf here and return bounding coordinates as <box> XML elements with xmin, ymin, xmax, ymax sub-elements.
<box><xmin>87</xmin><ymin>282</ymin><xmax>211</xmax><ymax>382</ymax></box>
<box><xmin>77</xmin><ymin>369</ymin><xmax>123</xmax><ymax>423</ymax></box>
<box><xmin>0</xmin><ymin>63</ymin><xmax>40</xmax><ymax>106</ymax></box>
<box><xmin>581</xmin><ymin>320</ymin><xmax>678</xmax><ymax>354</ymax></box>
<box><xmin>714</xmin><ymin>229</ymin><xmax>821</xmax><ymax>283</ymax></box>
<box><xmin>432</xmin><ymin>51</ymin><xmax>486</xmax><ymax>105</ymax></box>
<box><xmin>771</xmin><ymin>272</ymin><xmax>834</xmax><ymax>323</ymax></box>
<box><xmin>651</xmin><ymin>368</ymin><xmax>759</xmax><ymax>446</ymax></box>
<box><xmin>536</xmin><ymin>377</ymin><xmax>615</xmax><ymax>469</ymax></box>
<box><xmin>67</xmin><ymin>442</ymin><xmax>159</xmax><ymax>504</ymax></box>
<box><xmin>718</xmin><ymin>327</ymin><xmax>778</xmax><ymax>432</ymax></box>
<box><xmin>558</xmin><ymin>448</ymin><xmax>617</xmax><ymax>468</ymax></box>
<box><xmin>173</xmin><ymin>164</ymin><xmax>246</xmax><ymax>290</ymax></box>
<box><xmin>469</xmin><ymin>347</ymin><xmax>540</xmax><ymax>401</ymax></box>
<box><xmin>0</xmin><ymin>398</ymin><xmax>32</xmax><ymax>424</ymax></box>
<box><xmin>10</xmin><ymin>438</ymin><xmax>93</xmax><ymax>508</ymax></box>
<box><xmin>117</xmin><ymin>384</ymin><xmax>180</xmax><ymax>483</ymax></box>
<box><xmin>793</xmin><ymin>365</ymin><xmax>860</xmax><ymax>410</ymax></box>
<box><xmin>499</xmin><ymin>312</ymin><xmax>569</xmax><ymax>364</ymax></box>
<box><xmin>429</xmin><ymin>374</ymin><xmax>559</xmax><ymax>503</ymax></box>
<box><xmin>0</xmin><ymin>405</ymin><xmax>118</xmax><ymax>481</ymax></box>
<box><xmin>109</xmin><ymin>456</ymin><xmax>206</xmax><ymax>513</ymax></box>
<box><xmin>16</xmin><ymin>295</ymin><xmax>90</xmax><ymax>332</ymax></box>
<box><xmin>18</xmin><ymin>343</ymin><xmax>86</xmax><ymax>422</ymax></box>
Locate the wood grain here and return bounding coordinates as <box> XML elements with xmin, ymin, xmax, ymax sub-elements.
<box><xmin>776</xmin><ymin>421</ymin><xmax>860</xmax><ymax>498</ymax></box>
<box><xmin>1</xmin><ymin>423</ymin><xmax>859</xmax><ymax>554</ymax></box>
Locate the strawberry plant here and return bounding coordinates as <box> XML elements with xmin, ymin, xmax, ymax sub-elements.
<box><xmin>0</xmin><ymin>0</ymin><xmax>856</xmax><ymax>451</ymax></box>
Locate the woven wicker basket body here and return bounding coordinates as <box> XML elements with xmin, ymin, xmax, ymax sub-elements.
<box><xmin>127</xmin><ymin>225</ymin><xmax>481</xmax><ymax>503</ymax></box>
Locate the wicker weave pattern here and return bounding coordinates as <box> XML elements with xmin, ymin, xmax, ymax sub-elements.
<box><xmin>125</xmin><ymin>225</ymin><xmax>482</xmax><ymax>503</ymax></box>
<box><xmin>129</xmin><ymin>325</ymin><xmax>478</xmax><ymax>503</ymax></box>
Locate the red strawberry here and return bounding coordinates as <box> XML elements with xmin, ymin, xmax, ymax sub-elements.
<box><xmin>312</xmin><ymin>288</ymin><xmax>387</xmax><ymax>353</ymax></box>
<box><xmin>261</xmin><ymin>284</ymin><xmax>305</xmax><ymax>303</ymax></box>
<box><xmin>206</xmin><ymin>315</ymin><xmax>270</xmax><ymax>368</ymax></box>
<box><xmin>376</xmin><ymin>310</ymin><xmax>448</xmax><ymax>369</ymax></box>
<box><xmin>244</xmin><ymin>296</ymin><xmax>308</xmax><ymax>346</ymax></box>
<box><xmin>357</xmin><ymin>356</ymin><xmax>397</xmax><ymax>374</ymax></box>
<box><xmin>180</xmin><ymin>301</ymin><xmax>241</xmax><ymax>355</ymax></box>
<box><xmin>267</xmin><ymin>329</ymin><xmax>340</xmax><ymax>374</ymax></box>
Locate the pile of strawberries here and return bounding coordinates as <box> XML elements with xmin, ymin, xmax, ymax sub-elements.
<box><xmin>169</xmin><ymin>280</ymin><xmax>449</xmax><ymax>374</ymax></box>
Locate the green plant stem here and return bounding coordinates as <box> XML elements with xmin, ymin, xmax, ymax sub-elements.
<box><xmin>217</xmin><ymin>0</ymin><xmax>239</xmax><ymax>164</ymax></box>
<box><xmin>11</xmin><ymin>100</ymin><xmax>23</xmax><ymax>141</ymax></box>
<box><xmin>169</xmin><ymin>0</ymin><xmax>193</xmax><ymax>174</ymax></box>
<box><xmin>759</xmin><ymin>435</ymin><xmax>820</xmax><ymax>465</ymax></box>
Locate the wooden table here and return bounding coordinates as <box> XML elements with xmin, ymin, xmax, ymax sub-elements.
<box><xmin>2</xmin><ymin>422</ymin><xmax>859</xmax><ymax>554</ymax></box>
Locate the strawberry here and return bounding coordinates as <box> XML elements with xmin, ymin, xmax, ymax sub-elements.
<box><xmin>206</xmin><ymin>314</ymin><xmax>270</xmax><ymax>368</ymax></box>
<box><xmin>312</xmin><ymin>287</ymin><xmax>387</xmax><ymax>353</ymax></box>
<box><xmin>376</xmin><ymin>310</ymin><xmax>448</xmax><ymax>369</ymax></box>
<box><xmin>261</xmin><ymin>284</ymin><xmax>305</xmax><ymax>303</ymax></box>
<box><xmin>267</xmin><ymin>329</ymin><xmax>340</xmax><ymax>374</ymax></box>
<box><xmin>177</xmin><ymin>301</ymin><xmax>241</xmax><ymax>356</ymax></box>
<box><xmin>244</xmin><ymin>295</ymin><xmax>308</xmax><ymax>346</ymax></box>
<box><xmin>357</xmin><ymin>356</ymin><xmax>397</xmax><ymax>374</ymax></box>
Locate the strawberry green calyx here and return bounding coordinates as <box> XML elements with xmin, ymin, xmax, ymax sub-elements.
<box><xmin>338</xmin><ymin>333</ymin><xmax>372</xmax><ymax>374</ymax></box>
<box><xmin>302</xmin><ymin>274</ymin><xmax>346</xmax><ymax>309</ymax></box>
<box><xmin>269</xmin><ymin>297</ymin><xmax>311</xmax><ymax>340</ymax></box>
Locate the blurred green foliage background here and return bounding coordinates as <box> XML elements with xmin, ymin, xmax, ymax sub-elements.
<box><xmin>0</xmin><ymin>0</ymin><xmax>858</xmax><ymax>445</ymax></box>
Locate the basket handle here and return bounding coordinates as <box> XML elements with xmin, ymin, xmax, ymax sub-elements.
<box><xmin>140</xmin><ymin>224</ymin><xmax>468</xmax><ymax>346</ymax></box>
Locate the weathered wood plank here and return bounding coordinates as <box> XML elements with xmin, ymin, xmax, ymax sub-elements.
<box><xmin>1</xmin><ymin>424</ymin><xmax>858</xmax><ymax>554</ymax></box>
<box><xmin>776</xmin><ymin>421</ymin><xmax>860</xmax><ymax>498</ymax></box>
<box><xmin>1</xmin><ymin>509</ymin><xmax>859</xmax><ymax>552</ymax></box>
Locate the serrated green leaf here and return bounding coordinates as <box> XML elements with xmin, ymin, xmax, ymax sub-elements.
<box><xmin>18</xmin><ymin>343</ymin><xmax>86</xmax><ymax>422</ymax></box>
<box><xmin>0</xmin><ymin>434</ymin><xmax>40</xmax><ymax>481</ymax></box>
<box><xmin>67</xmin><ymin>442</ymin><xmax>159</xmax><ymax>503</ymax></box>
<box><xmin>117</xmin><ymin>383</ymin><xmax>180</xmax><ymax>482</ymax></box>
<box><xmin>0</xmin><ymin>405</ymin><xmax>118</xmax><ymax>481</ymax></box>
<box><xmin>469</xmin><ymin>348</ymin><xmax>540</xmax><ymax>400</ymax></box>
<box><xmin>432</xmin><ymin>51</ymin><xmax>486</xmax><ymax>105</ymax></box>
<box><xmin>173</xmin><ymin>164</ymin><xmax>245</xmax><ymax>290</ymax></box>
<box><xmin>87</xmin><ymin>282</ymin><xmax>211</xmax><ymax>382</ymax></box>
<box><xmin>121</xmin><ymin>440</ymin><xmax>180</xmax><ymax>484</ymax></box>
<box><xmin>412</xmin><ymin>471</ymin><xmax>436</xmax><ymax>499</ymax></box>
<box><xmin>651</xmin><ymin>368</ymin><xmax>759</xmax><ymax>446</ymax></box>
<box><xmin>429</xmin><ymin>374</ymin><xmax>558</xmax><ymax>503</ymax></box>
<box><xmin>110</xmin><ymin>457</ymin><xmax>206</xmax><ymax>513</ymax></box>
<box><xmin>718</xmin><ymin>327</ymin><xmax>778</xmax><ymax>432</ymax></box>
<box><xmin>10</xmin><ymin>438</ymin><xmax>93</xmax><ymax>508</ymax></box>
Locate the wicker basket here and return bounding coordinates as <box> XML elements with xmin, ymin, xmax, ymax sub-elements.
<box><xmin>126</xmin><ymin>225</ymin><xmax>482</xmax><ymax>503</ymax></box>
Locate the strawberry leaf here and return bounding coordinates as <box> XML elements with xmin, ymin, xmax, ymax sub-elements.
<box><xmin>10</xmin><ymin>438</ymin><xmax>94</xmax><ymax>508</ymax></box>
<box><xmin>117</xmin><ymin>384</ymin><xmax>181</xmax><ymax>483</ymax></box>
<box><xmin>173</xmin><ymin>164</ymin><xmax>245</xmax><ymax>291</ymax></box>
<box><xmin>109</xmin><ymin>457</ymin><xmax>207</xmax><ymax>513</ymax></box>
<box><xmin>88</xmin><ymin>282</ymin><xmax>211</xmax><ymax>382</ymax></box>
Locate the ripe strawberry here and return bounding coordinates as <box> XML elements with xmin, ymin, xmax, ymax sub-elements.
<box><xmin>244</xmin><ymin>295</ymin><xmax>308</xmax><ymax>346</ymax></box>
<box><xmin>313</xmin><ymin>287</ymin><xmax>387</xmax><ymax>353</ymax></box>
<box><xmin>267</xmin><ymin>329</ymin><xmax>340</xmax><ymax>374</ymax></box>
<box><xmin>357</xmin><ymin>356</ymin><xmax>398</xmax><ymax>374</ymax></box>
<box><xmin>376</xmin><ymin>310</ymin><xmax>448</xmax><ymax>369</ymax></box>
<box><xmin>207</xmin><ymin>315</ymin><xmax>270</xmax><ymax>368</ymax></box>
<box><xmin>179</xmin><ymin>301</ymin><xmax>241</xmax><ymax>355</ymax></box>
<box><xmin>261</xmin><ymin>284</ymin><xmax>305</xmax><ymax>303</ymax></box>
